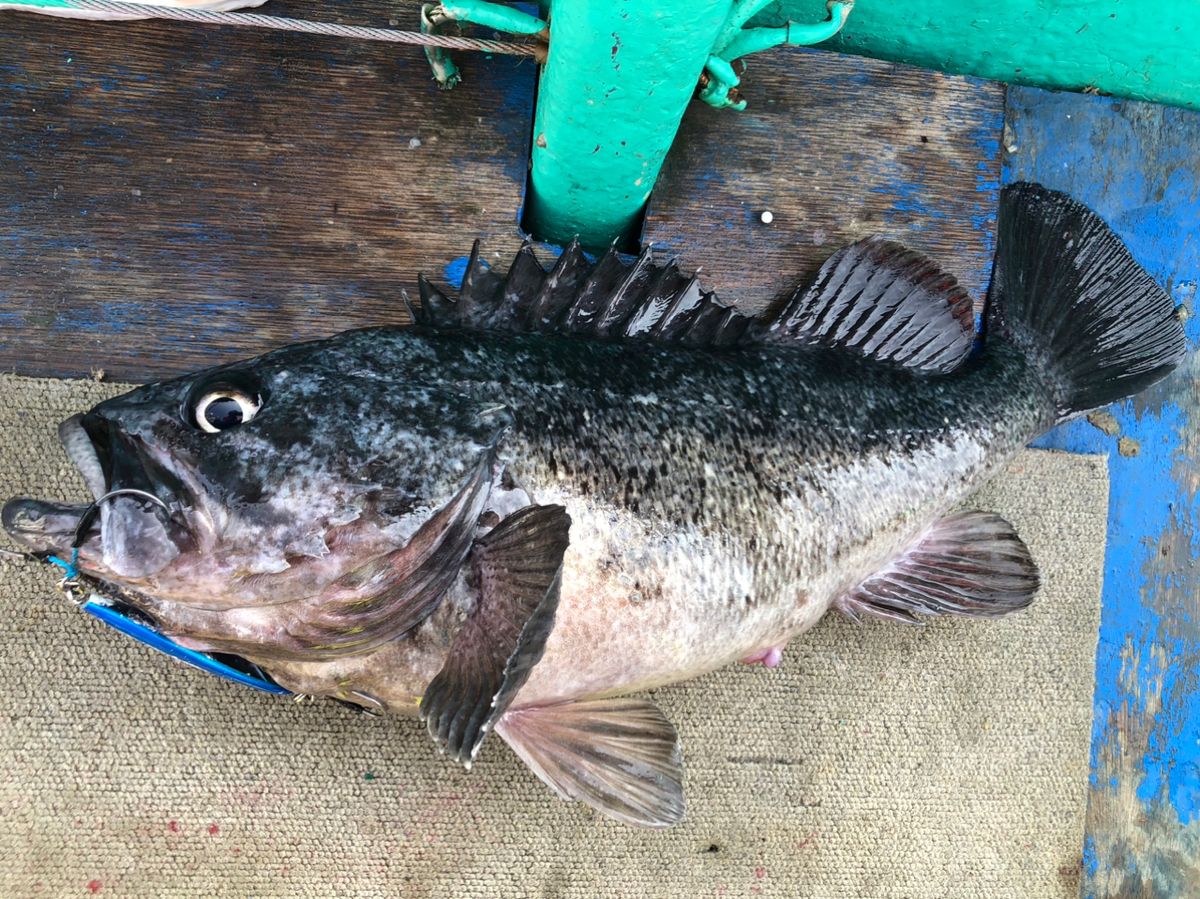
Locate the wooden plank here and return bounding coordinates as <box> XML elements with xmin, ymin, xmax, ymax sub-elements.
<box><xmin>0</xmin><ymin>0</ymin><xmax>535</xmax><ymax>381</ymax></box>
<box><xmin>1010</xmin><ymin>86</ymin><xmax>1200</xmax><ymax>897</ymax></box>
<box><xmin>643</xmin><ymin>48</ymin><xmax>1004</xmax><ymax>313</ymax></box>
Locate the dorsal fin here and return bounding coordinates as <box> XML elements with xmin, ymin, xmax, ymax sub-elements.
<box><xmin>526</xmin><ymin>239</ymin><xmax>588</xmax><ymax>331</ymax></box>
<box><xmin>562</xmin><ymin>246</ymin><xmax>627</xmax><ymax>333</ymax></box>
<box><xmin>415</xmin><ymin>238</ymin><xmax>976</xmax><ymax>370</ymax></box>
<box><xmin>753</xmin><ymin>237</ymin><xmax>976</xmax><ymax>373</ymax></box>
<box><xmin>651</xmin><ymin>274</ymin><xmax>705</xmax><ymax>341</ymax></box>
<box><xmin>416</xmin><ymin>273</ymin><xmax>458</xmax><ymax>327</ymax></box>
<box><xmin>417</xmin><ymin>241</ymin><xmax>757</xmax><ymax>348</ymax></box>
<box><xmin>458</xmin><ymin>239</ymin><xmax>506</xmax><ymax>328</ymax></box>
<box><xmin>592</xmin><ymin>246</ymin><xmax>658</xmax><ymax>338</ymax></box>
<box><xmin>499</xmin><ymin>243</ymin><xmax>546</xmax><ymax>331</ymax></box>
<box><xmin>622</xmin><ymin>260</ymin><xmax>686</xmax><ymax>338</ymax></box>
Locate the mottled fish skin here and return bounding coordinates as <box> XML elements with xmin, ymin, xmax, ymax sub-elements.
<box><xmin>485</xmin><ymin>336</ymin><xmax>1047</xmax><ymax>706</ymax></box>
<box><xmin>96</xmin><ymin>325</ymin><xmax>1048</xmax><ymax>710</ymax></box>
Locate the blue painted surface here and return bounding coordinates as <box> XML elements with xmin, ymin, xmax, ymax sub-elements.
<box><xmin>443</xmin><ymin>255</ymin><xmax>471</xmax><ymax>290</ymax></box>
<box><xmin>1006</xmin><ymin>86</ymin><xmax>1200</xmax><ymax>891</ymax></box>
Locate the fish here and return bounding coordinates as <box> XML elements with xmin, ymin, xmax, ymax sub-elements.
<box><xmin>2</xmin><ymin>183</ymin><xmax>1187</xmax><ymax>827</ymax></box>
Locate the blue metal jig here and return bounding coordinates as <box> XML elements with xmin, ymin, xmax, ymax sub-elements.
<box><xmin>80</xmin><ymin>599</ymin><xmax>292</xmax><ymax>695</ymax></box>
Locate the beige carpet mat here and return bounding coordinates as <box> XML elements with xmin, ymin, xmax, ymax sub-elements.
<box><xmin>0</xmin><ymin>374</ymin><xmax>1105</xmax><ymax>898</ymax></box>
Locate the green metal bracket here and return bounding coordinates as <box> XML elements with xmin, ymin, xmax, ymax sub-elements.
<box><xmin>699</xmin><ymin>55</ymin><xmax>746</xmax><ymax>112</ymax></box>
<box><xmin>438</xmin><ymin>0</ymin><xmax>546</xmax><ymax>34</ymax></box>
<box><xmin>724</xmin><ymin>10</ymin><xmax>852</xmax><ymax>61</ymax></box>
<box><xmin>700</xmin><ymin>0</ymin><xmax>853</xmax><ymax>109</ymax></box>
<box><xmin>421</xmin><ymin>0</ymin><xmax>548</xmax><ymax>89</ymax></box>
<box><xmin>757</xmin><ymin>0</ymin><xmax>1200</xmax><ymax>110</ymax></box>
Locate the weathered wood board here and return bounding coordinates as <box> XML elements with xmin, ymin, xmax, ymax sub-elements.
<box><xmin>0</xmin><ymin>0</ymin><xmax>535</xmax><ymax>381</ymax></box>
<box><xmin>1011</xmin><ymin>87</ymin><xmax>1200</xmax><ymax>898</ymax></box>
<box><xmin>0</xmin><ymin>27</ymin><xmax>1004</xmax><ymax>382</ymax></box>
<box><xmin>644</xmin><ymin>48</ymin><xmax>1005</xmax><ymax>314</ymax></box>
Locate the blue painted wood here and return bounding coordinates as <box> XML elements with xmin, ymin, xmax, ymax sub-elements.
<box><xmin>1006</xmin><ymin>86</ymin><xmax>1200</xmax><ymax>897</ymax></box>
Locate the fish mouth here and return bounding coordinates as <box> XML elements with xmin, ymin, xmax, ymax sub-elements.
<box><xmin>3</xmin><ymin>414</ymin><xmax>194</xmax><ymax>580</ymax></box>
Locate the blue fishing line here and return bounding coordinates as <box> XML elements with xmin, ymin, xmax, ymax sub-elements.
<box><xmin>46</xmin><ymin>547</ymin><xmax>80</xmax><ymax>579</ymax></box>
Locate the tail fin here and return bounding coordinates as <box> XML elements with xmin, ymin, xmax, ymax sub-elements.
<box><xmin>987</xmin><ymin>182</ymin><xmax>1186</xmax><ymax>421</ymax></box>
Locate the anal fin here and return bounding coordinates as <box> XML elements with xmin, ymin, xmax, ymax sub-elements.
<box><xmin>497</xmin><ymin>698</ymin><xmax>686</xmax><ymax>828</ymax></box>
<box><xmin>837</xmin><ymin>511</ymin><xmax>1040</xmax><ymax>624</ymax></box>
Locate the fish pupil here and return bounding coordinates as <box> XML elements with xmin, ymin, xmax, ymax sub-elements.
<box><xmin>204</xmin><ymin>397</ymin><xmax>244</xmax><ymax>430</ymax></box>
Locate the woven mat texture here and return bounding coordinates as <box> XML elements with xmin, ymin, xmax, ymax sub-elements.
<box><xmin>0</xmin><ymin>375</ymin><xmax>1106</xmax><ymax>898</ymax></box>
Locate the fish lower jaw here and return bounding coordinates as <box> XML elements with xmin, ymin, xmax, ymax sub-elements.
<box><xmin>1</xmin><ymin>496</ymin><xmax>93</xmax><ymax>557</ymax></box>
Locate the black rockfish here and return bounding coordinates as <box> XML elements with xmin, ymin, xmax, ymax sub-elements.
<box><xmin>2</xmin><ymin>184</ymin><xmax>1185</xmax><ymax>826</ymax></box>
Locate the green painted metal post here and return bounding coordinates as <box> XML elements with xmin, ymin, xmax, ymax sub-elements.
<box><xmin>524</xmin><ymin>0</ymin><xmax>735</xmax><ymax>250</ymax></box>
<box><xmin>759</xmin><ymin>0</ymin><xmax>1200</xmax><ymax>110</ymax></box>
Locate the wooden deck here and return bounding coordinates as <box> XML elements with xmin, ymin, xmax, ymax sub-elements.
<box><xmin>0</xmin><ymin>5</ymin><xmax>1000</xmax><ymax>378</ymax></box>
<box><xmin>0</xmin><ymin>0</ymin><xmax>533</xmax><ymax>380</ymax></box>
<box><xmin>1</xmin><ymin>5</ymin><xmax>1196</xmax><ymax>895</ymax></box>
<box><xmin>645</xmin><ymin>49</ymin><xmax>1003</xmax><ymax>313</ymax></box>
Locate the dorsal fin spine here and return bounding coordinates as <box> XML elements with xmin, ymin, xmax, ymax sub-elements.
<box><xmin>417</xmin><ymin>273</ymin><xmax>457</xmax><ymax>326</ymax></box>
<box><xmin>623</xmin><ymin>261</ymin><xmax>682</xmax><ymax>338</ymax></box>
<box><xmin>399</xmin><ymin>288</ymin><xmax>416</xmax><ymax>324</ymax></box>
<box><xmin>564</xmin><ymin>246</ymin><xmax>627</xmax><ymax>333</ymax></box>
<box><xmin>500</xmin><ymin>244</ymin><xmax>546</xmax><ymax>329</ymax></box>
<box><xmin>653</xmin><ymin>274</ymin><xmax>704</xmax><ymax>340</ymax></box>
<box><xmin>459</xmin><ymin>238</ymin><xmax>484</xmax><ymax>310</ymax></box>
<box><xmin>595</xmin><ymin>247</ymin><xmax>654</xmax><ymax>337</ymax></box>
<box><xmin>527</xmin><ymin>239</ymin><xmax>586</xmax><ymax>330</ymax></box>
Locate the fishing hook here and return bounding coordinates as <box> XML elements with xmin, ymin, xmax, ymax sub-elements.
<box><xmin>71</xmin><ymin>488</ymin><xmax>172</xmax><ymax>550</ymax></box>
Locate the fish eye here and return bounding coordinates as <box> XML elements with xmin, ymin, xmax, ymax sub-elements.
<box><xmin>191</xmin><ymin>387</ymin><xmax>261</xmax><ymax>434</ymax></box>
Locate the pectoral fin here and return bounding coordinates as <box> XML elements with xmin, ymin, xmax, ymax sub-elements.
<box><xmin>287</xmin><ymin>456</ymin><xmax>493</xmax><ymax>657</ymax></box>
<box><xmin>421</xmin><ymin>504</ymin><xmax>571</xmax><ymax>766</ymax></box>
<box><xmin>496</xmin><ymin>698</ymin><xmax>686</xmax><ymax>828</ymax></box>
<box><xmin>836</xmin><ymin>511</ymin><xmax>1039</xmax><ymax>624</ymax></box>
